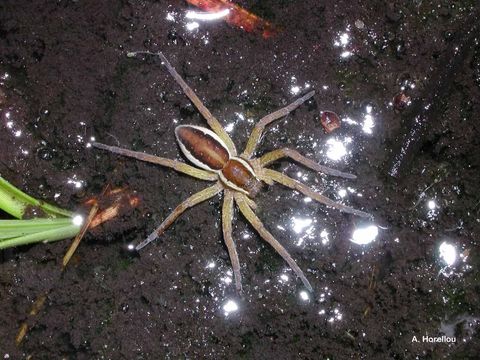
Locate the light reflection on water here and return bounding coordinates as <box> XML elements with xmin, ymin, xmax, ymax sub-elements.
<box><xmin>186</xmin><ymin>9</ymin><xmax>230</xmax><ymax>21</ymax></box>
<box><xmin>222</xmin><ymin>299</ymin><xmax>239</xmax><ymax>316</ymax></box>
<box><xmin>324</xmin><ymin>137</ymin><xmax>350</xmax><ymax>161</ymax></box>
<box><xmin>439</xmin><ymin>241</ymin><xmax>457</xmax><ymax>267</ymax></box>
<box><xmin>167</xmin><ymin>7</ymin><xmax>232</xmax><ymax>36</ymax></box>
<box><xmin>426</xmin><ymin>198</ymin><xmax>439</xmax><ymax>220</ymax></box>
<box><xmin>299</xmin><ymin>290</ymin><xmax>310</xmax><ymax>301</ymax></box>
<box><xmin>291</xmin><ymin>217</ymin><xmax>313</xmax><ymax>234</ymax></box>
<box><xmin>350</xmin><ymin>225</ymin><xmax>379</xmax><ymax>245</ymax></box>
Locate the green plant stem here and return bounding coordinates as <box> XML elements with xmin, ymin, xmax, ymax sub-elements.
<box><xmin>0</xmin><ymin>218</ymin><xmax>74</xmax><ymax>239</ymax></box>
<box><xmin>0</xmin><ymin>224</ymin><xmax>81</xmax><ymax>250</ymax></box>
<box><xmin>0</xmin><ymin>176</ymin><xmax>72</xmax><ymax>219</ymax></box>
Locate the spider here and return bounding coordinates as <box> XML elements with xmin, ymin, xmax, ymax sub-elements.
<box><xmin>92</xmin><ymin>51</ymin><xmax>371</xmax><ymax>292</ymax></box>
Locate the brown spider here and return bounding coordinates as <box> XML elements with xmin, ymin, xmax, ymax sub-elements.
<box><xmin>92</xmin><ymin>51</ymin><xmax>371</xmax><ymax>292</ymax></box>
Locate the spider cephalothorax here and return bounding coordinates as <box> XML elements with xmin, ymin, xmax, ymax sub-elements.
<box><xmin>93</xmin><ymin>51</ymin><xmax>371</xmax><ymax>292</ymax></box>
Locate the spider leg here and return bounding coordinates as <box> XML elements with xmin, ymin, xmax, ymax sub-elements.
<box><xmin>136</xmin><ymin>182</ymin><xmax>223</xmax><ymax>250</ymax></box>
<box><xmin>261</xmin><ymin>168</ymin><xmax>372</xmax><ymax>219</ymax></box>
<box><xmin>234</xmin><ymin>192</ymin><xmax>313</xmax><ymax>292</ymax></box>
<box><xmin>92</xmin><ymin>142</ymin><xmax>217</xmax><ymax>181</ymax></box>
<box><xmin>127</xmin><ymin>51</ymin><xmax>237</xmax><ymax>155</ymax></box>
<box><xmin>242</xmin><ymin>91</ymin><xmax>315</xmax><ymax>158</ymax></box>
<box><xmin>222</xmin><ymin>190</ymin><xmax>243</xmax><ymax>292</ymax></box>
<box><xmin>258</xmin><ymin>148</ymin><xmax>357</xmax><ymax>179</ymax></box>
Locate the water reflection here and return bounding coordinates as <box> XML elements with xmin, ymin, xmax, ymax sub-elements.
<box><xmin>222</xmin><ymin>299</ymin><xmax>239</xmax><ymax>316</ymax></box>
<box><xmin>185</xmin><ymin>22</ymin><xmax>200</xmax><ymax>31</ymax></box>
<box><xmin>325</xmin><ymin>138</ymin><xmax>350</xmax><ymax>161</ymax></box>
<box><xmin>350</xmin><ymin>225</ymin><xmax>379</xmax><ymax>245</ymax></box>
<box><xmin>439</xmin><ymin>241</ymin><xmax>457</xmax><ymax>267</ymax></box>
<box><xmin>166</xmin><ymin>12</ymin><xmax>176</xmax><ymax>22</ymax></box>
<box><xmin>362</xmin><ymin>105</ymin><xmax>375</xmax><ymax>134</ymax></box>
<box><xmin>426</xmin><ymin>198</ymin><xmax>439</xmax><ymax>220</ymax></box>
<box><xmin>290</xmin><ymin>85</ymin><xmax>301</xmax><ymax>95</ymax></box>
<box><xmin>67</xmin><ymin>176</ymin><xmax>84</xmax><ymax>189</ymax></box>
<box><xmin>319</xmin><ymin>287</ymin><xmax>331</xmax><ymax>303</ymax></box>
<box><xmin>224</xmin><ymin>122</ymin><xmax>234</xmax><ymax>132</ymax></box>
<box><xmin>291</xmin><ymin>217</ymin><xmax>313</xmax><ymax>234</ymax></box>
<box><xmin>334</xmin><ymin>31</ymin><xmax>351</xmax><ymax>47</ymax></box>
<box><xmin>334</xmin><ymin>27</ymin><xmax>354</xmax><ymax>60</ymax></box>
<box><xmin>85</xmin><ymin>136</ymin><xmax>96</xmax><ymax>148</ymax></box>
<box><xmin>320</xmin><ymin>229</ymin><xmax>329</xmax><ymax>245</ymax></box>
<box><xmin>290</xmin><ymin>216</ymin><xmax>315</xmax><ymax>246</ymax></box>
<box><xmin>221</xmin><ymin>271</ymin><xmax>233</xmax><ymax>285</ymax></box>
<box><xmin>186</xmin><ymin>9</ymin><xmax>230</xmax><ymax>21</ymax></box>
<box><xmin>182</xmin><ymin>8</ymin><xmax>231</xmax><ymax>34</ymax></box>
<box><xmin>299</xmin><ymin>290</ymin><xmax>310</xmax><ymax>301</ymax></box>
<box><xmin>72</xmin><ymin>214</ymin><xmax>84</xmax><ymax>226</ymax></box>
<box><xmin>328</xmin><ymin>307</ymin><xmax>343</xmax><ymax>322</ymax></box>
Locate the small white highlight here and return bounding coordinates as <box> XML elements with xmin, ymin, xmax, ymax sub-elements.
<box><xmin>362</xmin><ymin>114</ymin><xmax>374</xmax><ymax>134</ymax></box>
<box><xmin>351</xmin><ymin>225</ymin><xmax>378</xmax><ymax>245</ymax></box>
<box><xmin>235</xmin><ymin>112</ymin><xmax>245</xmax><ymax>121</ymax></box>
<box><xmin>67</xmin><ymin>178</ymin><xmax>84</xmax><ymax>189</ymax></box>
<box><xmin>299</xmin><ymin>290</ymin><xmax>310</xmax><ymax>301</ymax></box>
<box><xmin>72</xmin><ymin>215</ymin><xmax>84</xmax><ymax>227</ymax></box>
<box><xmin>439</xmin><ymin>242</ymin><xmax>457</xmax><ymax>266</ymax></box>
<box><xmin>320</xmin><ymin>229</ymin><xmax>329</xmax><ymax>245</ymax></box>
<box><xmin>222</xmin><ymin>276</ymin><xmax>232</xmax><ymax>284</ymax></box>
<box><xmin>186</xmin><ymin>9</ymin><xmax>230</xmax><ymax>21</ymax></box>
<box><xmin>326</xmin><ymin>138</ymin><xmax>347</xmax><ymax>161</ymax></box>
<box><xmin>127</xmin><ymin>244</ymin><xmax>135</xmax><ymax>251</ymax></box>
<box><xmin>291</xmin><ymin>217</ymin><xmax>313</xmax><ymax>234</ymax></box>
<box><xmin>290</xmin><ymin>86</ymin><xmax>301</xmax><ymax>95</ymax></box>
<box><xmin>185</xmin><ymin>22</ymin><xmax>199</xmax><ymax>31</ymax></box>
<box><xmin>428</xmin><ymin>200</ymin><xmax>436</xmax><ymax>210</ymax></box>
<box><xmin>340</xmin><ymin>33</ymin><xmax>350</xmax><ymax>46</ymax></box>
<box><xmin>223</xmin><ymin>299</ymin><xmax>239</xmax><ymax>315</ymax></box>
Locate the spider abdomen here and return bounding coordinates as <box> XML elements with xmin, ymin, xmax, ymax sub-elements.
<box><xmin>175</xmin><ymin>125</ymin><xmax>230</xmax><ymax>171</ymax></box>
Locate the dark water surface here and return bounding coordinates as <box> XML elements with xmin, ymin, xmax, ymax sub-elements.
<box><xmin>1</xmin><ymin>0</ymin><xmax>479</xmax><ymax>358</ymax></box>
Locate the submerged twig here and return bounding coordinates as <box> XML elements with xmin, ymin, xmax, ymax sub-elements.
<box><xmin>62</xmin><ymin>204</ymin><xmax>98</xmax><ymax>268</ymax></box>
<box><xmin>386</xmin><ymin>13</ymin><xmax>479</xmax><ymax>179</ymax></box>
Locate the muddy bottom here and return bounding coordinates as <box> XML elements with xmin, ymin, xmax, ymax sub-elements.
<box><xmin>1</xmin><ymin>1</ymin><xmax>479</xmax><ymax>359</ymax></box>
